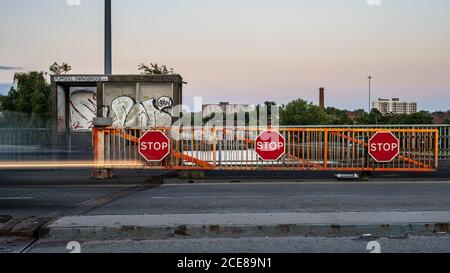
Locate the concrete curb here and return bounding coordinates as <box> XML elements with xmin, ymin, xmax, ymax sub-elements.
<box><xmin>0</xmin><ymin>216</ymin><xmax>52</xmax><ymax>238</ymax></box>
<box><xmin>40</xmin><ymin>212</ymin><xmax>450</xmax><ymax>241</ymax></box>
<box><xmin>163</xmin><ymin>178</ymin><xmax>450</xmax><ymax>185</ymax></box>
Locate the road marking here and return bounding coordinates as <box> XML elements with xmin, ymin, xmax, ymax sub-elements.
<box><xmin>162</xmin><ymin>181</ymin><xmax>450</xmax><ymax>186</ymax></box>
<box><xmin>0</xmin><ymin>197</ymin><xmax>33</xmax><ymax>200</ymax></box>
<box><xmin>151</xmin><ymin>194</ymin><xmax>360</xmax><ymax>199</ymax></box>
<box><xmin>152</xmin><ymin>196</ymin><xmax>267</xmax><ymax>199</ymax></box>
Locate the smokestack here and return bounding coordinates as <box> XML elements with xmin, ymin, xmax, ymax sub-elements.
<box><xmin>319</xmin><ymin>87</ymin><xmax>325</xmax><ymax>110</ymax></box>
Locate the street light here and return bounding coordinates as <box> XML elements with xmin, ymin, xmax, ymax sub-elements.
<box><xmin>368</xmin><ymin>76</ymin><xmax>372</xmax><ymax>113</ymax></box>
<box><xmin>105</xmin><ymin>0</ymin><xmax>112</xmax><ymax>75</ymax></box>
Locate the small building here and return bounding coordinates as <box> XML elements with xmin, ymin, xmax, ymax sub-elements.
<box><xmin>51</xmin><ymin>74</ymin><xmax>183</xmax><ymax>158</ymax></box>
<box><xmin>346</xmin><ymin>110</ymin><xmax>364</xmax><ymax>121</ymax></box>
<box><xmin>202</xmin><ymin>102</ymin><xmax>255</xmax><ymax>117</ymax></box>
<box><xmin>372</xmin><ymin>98</ymin><xmax>417</xmax><ymax>115</ymax></box>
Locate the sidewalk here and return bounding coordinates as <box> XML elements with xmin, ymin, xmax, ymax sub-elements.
<box><xmin>41</xmin><ymin>211</ymin><xmax>450</xmax><ymax>241</ymax></box>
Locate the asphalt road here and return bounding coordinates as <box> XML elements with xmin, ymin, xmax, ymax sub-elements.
<box><xmin>28</xmin><ymin>235</ymin><xmax>450</xmax><ymax>253</ymax></box>
<box><xmin>0</xmin><ymin>169</ymin><xmax>168</xmax><ymax>217</ymax></box>
<box><xmin>3</xmin><ymin>180</ymin><xmax>450</xmax><ymax>253</ymax></box>
<box><xmin>3</xmin><ymin>181</ymin><xmax>450</xmax><ymax>217</ymax></box>
<box><xmin>88</xmin><ymin>181</ymin><xmax>450</xmax><ymax>215</ymax></box>
<box><xmin>0</xmin><ymin>185</ymin><xmax>141</xmax><ymax>217</ymax></box>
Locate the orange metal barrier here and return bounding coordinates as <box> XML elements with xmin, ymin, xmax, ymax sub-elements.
<box><xmin>93</xmin><ymin>127</ymin><xmax>439</xmax><ymax>172</ymax></box>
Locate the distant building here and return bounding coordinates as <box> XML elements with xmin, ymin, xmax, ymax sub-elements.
<box><xmin>202</xmin><ymin>102</ymin><xmax>255</xmax><ymax>117</ymax></box>
<box><xmin>346</xmin><ymin>110</ymin><xmax>364</xmax><ymax>121</ymax></box>
<box><xmin>372</xmin><ymin>98</ymin><xmax>417</xmax><ymax>115</ymax></box>
<box><xmin>432</xmin><ymin>111</ymin><xmax>450</xmax><ymax>124</ymax></box>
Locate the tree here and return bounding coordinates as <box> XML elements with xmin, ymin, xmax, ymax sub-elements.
<box><xmin>355</xmin><ymin>109</ymin><xmax>433</xmax><ymax>125</ymax></box>
<box><xmin>356</xmin><ymin>109</ymin><xmax>384</xmax><ymax>125</ymax></box>
<box><xmin>385</xmin><ymin>111</ymin><xmax>433</xmax><ymax>125</ymax></box>
<box><xmin>138</xmin><ymin>63</ymin><xmax>174</xmax><ymax>75</ymax></box>
<box><xmin>0</xmin><ymin>71</ymin><xmax>51</xmax><ymax>127</ymax></box>
<box><xmin>325</xmin><ymin>107</ymin><xmax>353</xmax><ymax>125</ymax></box>
<box><xmin>254</xmin><ymin>101</ymin><xmax>277</xmax><ymax>126</ymax></box>
<box><xmin>49</xmin><ymin>62</ymin><xmax>72</xmax><ymax>75</ymax></box>
<box><xmin>280</xmin><ymin>99</ymin><xmax>329</xmax><ymax>125</ymax></box>
<box><xmin>445</xmin><ymin>116</ymin><xmax>450</xmax><ymax>124</ymax></box>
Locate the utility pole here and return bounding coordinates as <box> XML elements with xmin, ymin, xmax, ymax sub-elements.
<box><xmin>368</xmin><ymin>76</ymin><xmax>372</xmax><ymax>113</ymax></box>
<box><xmin>105</xmin><ymin>0</ymin><xmax>112</xmax><ymax>75</ymax></box>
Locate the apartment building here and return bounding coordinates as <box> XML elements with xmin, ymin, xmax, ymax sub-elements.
<box><xmin>372</xmin><ymin>98</ymin><xmax>417</xmax><ymax>115</ymax></box>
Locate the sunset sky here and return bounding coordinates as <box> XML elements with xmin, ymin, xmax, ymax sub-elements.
<box><xmin>1</xmin><ymin>0</ymin><xmax>449</xmax><ymax>111</ymax></box>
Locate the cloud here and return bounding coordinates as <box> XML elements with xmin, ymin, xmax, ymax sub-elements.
<box><xmin>0</xmin><ymin>65</ymin><xmax>22</xmax><ymax>70</ymax></box>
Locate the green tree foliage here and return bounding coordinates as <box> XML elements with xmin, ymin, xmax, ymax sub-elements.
<box><xmin>445</xmin><ymin>116</ymin><xmax>450</xmax><ymax>124</ymax></box>
<box><xmin>325</xmin><ymin>107</ymin><xmax>353</xmax><ymax>125</ymax></box>
<box><xmin>0</xmin><ymin>71</ymin><xmax>51</xmax><ymax>127</ymax></box>
<box><xmin>49</xmin><ymin>62</ymin><xmax>72</xmax><ymax>75</ymax></box>
<box><xmin>387</xmin><ymin>111</ymin><xmax>433</xmax><ymax>125</ymax></box>
<box><xmin>138</xmin><ymin>63</ymin><xmax>174</xmax><ymax>75</ymax></box>
<box><xmin>356</xmin><ymin>109</ymin><xmax>384</xmax><ymax>125</ymax></box>
<box><xmin>280</xmin><ymin>99</ymin><xmax>329</xmax><ymax>125</ymax></box>
<box><xmin>357</xmin><ymin>110</ymin><xmax>433</xmax><ymax>125</ymax></box>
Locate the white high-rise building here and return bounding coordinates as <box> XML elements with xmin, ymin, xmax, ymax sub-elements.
<box><xmin>372</xmin><ymin>98</ymin><xmax>417</xmax><ymax>115</ymax></box>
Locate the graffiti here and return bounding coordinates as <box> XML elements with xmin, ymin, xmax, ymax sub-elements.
<box><xmin>67</xmin><ymin>86</ymin><xmax>173</xmax><ymax>130</ymax></box>
<box><xmin>107</xmin><ymin>96</ymin><xmax>173</xmax><ymax>127</ymax></box>
<box><xmin>110</xmin><ymin>96</ymin><xmax>134</xmax><ymax>127</ymax></box>
<box><xmin>157</xmin><ymin>96</ymin><xmax>173</xmax><ymax>109</ymax></box>
<box><xmin>69</xmin><ymin>88</ymin><xmax>97</xmax><ymax>132</ymax></box>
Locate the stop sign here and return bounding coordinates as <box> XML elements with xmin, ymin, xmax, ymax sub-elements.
<box><xmin>139</xmin><ymin>131</ymin><xmax>170</xmax><ymax>162</ymax></box>
<box><xmin>255</xmin><ymin>130</ymin><xmax>286</xmax><ymax>161</ymax></box>
<box><xmin>368</xmin><ymin>131</ymin><xmax>400</xmax><ymax>163</ymax></box>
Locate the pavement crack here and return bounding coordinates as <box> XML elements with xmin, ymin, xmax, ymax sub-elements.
<box><xmin>78</xmin><ymin>184</ymin><xmax>159</xmax><ymax>215</ymax></box>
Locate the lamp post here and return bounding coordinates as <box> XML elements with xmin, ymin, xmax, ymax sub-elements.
<box><xmin>105</xmin><ymin>0</ymin><xmax>112</xmax><ymax>75</ymax></box>
<box><xmin>368</xmin><ymin>76</ymin><xmax>372</xmax><ymax>113</ymax></box>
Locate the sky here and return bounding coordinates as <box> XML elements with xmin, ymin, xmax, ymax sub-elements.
<box><xmin>1</xmin><ymin>0</ymin><xmax>449</xmax><ymax>111</ymax></box>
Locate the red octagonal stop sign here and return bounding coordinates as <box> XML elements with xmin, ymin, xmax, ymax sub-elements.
<box><xmin>368</xmin><ymin>131</ymin><xmax>400</xmax><ymax>163</ymax></box>
<box><xmin>255</xmin><ymin>130</ymin><xmax>286</xmax><ymax>161</ymax></box>
<box><xmin>139</xmin><ymin>131</ymin><xmax>170</xmax><ymax>162</ymax></box>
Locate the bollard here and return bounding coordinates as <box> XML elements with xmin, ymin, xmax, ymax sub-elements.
<box><xmin>92</xmin><ymin>118</ymin><xmax>114</xmax><ymax>180</ymax></box>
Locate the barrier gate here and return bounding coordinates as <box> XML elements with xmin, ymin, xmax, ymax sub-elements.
<box><xmin>93</xmin><ymin>127</ymin><xmax>439</xmax><ymax>172</ymax></box>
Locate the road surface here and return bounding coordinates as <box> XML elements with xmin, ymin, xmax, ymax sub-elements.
<box><xmin>3</xmin><ymin>181</ymin><xmax>450</xmax><ymax>217</ymax></box>
<box><xmin>87</xmin><ymin>181</ymin><xmax>450</xmax><ymax>215</ymax></box>
<box><xmin>27</xmin><ymin>235</ymin><xmax>450</xmax><ymax>253</ymax></box>
<box><xmin>2</xmin><ymin>178</ymin><xmax>450</xmax><ymax>253</ymax></box>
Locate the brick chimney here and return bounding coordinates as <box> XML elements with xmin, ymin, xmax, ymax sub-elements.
<box><xmin>319</xmin><ymin>87</ymin><xmax>325</xmax><ymax>110</ymax></box>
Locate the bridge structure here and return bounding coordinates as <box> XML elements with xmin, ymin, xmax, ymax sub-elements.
<box><xmin>92</xmin><ymin>126</ymin><xmax>441</xmax><ymax>174</ymax></box>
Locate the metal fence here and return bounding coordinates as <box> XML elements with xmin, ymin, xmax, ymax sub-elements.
<box><xmin>286</xmin><ymin>125</ymin><xmax>448</xmax><ymax>160</ymax></box>
<box><xmin>0</xmin><ymin>128</ymin><xmax>52</xmax><ymax>161</ymax></box>
<box><xmin>93</xmin><ymin>127</ymin><xmax>439</xmax><ymax>172</ymax></box>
